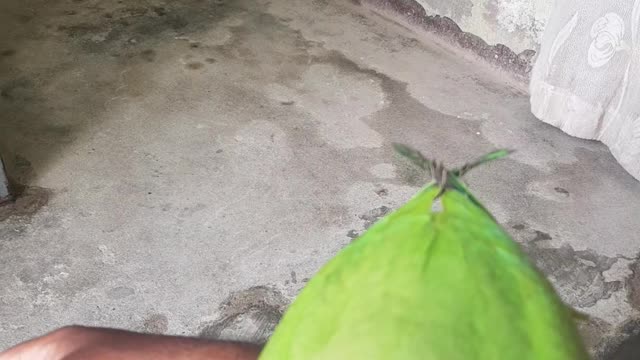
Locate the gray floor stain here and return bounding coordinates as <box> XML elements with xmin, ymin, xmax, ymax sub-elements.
<box><xmin>596</xmin><ymin>318</ymin><xmax>640</xmax><ymax>360</ymax></box>
<box><xmin>142</xmin><ymin>313</ymin><xmax>169</xmax><ymax>334</ymax></box>
<box><xmin>199</xmin><ymin>286</ymin><xmax>288</xmax><ymax>344</ymax></box>
<box><xmin>626</xmin><ymin>260</ymin><xmax>640</xmax><ymax>311</ymax></box>
<box><xmin>0</xmin><ymin>186</ymin><xmax>50</xmax><ymax>222</ymax></box>
<box><xmin>513</xmin><ymin>223</ymin><xmax>622</xmax><ymax>308</ymax></box>
<box><xmin>359</xmin><ymin>205</ymin><xmax>391</xmax><ymax>229</ymax></box>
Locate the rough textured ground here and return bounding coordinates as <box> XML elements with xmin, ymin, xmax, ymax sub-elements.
<box><xmin>1</xmin><ymin>0</ymin><xmax>639</xmax><ymax>357</ymax></box>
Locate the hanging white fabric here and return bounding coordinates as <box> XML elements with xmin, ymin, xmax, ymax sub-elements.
<box><xmin>530</xmin><ymin>1</ymin><xmax>640</xmax><ymax>180</ymax></box>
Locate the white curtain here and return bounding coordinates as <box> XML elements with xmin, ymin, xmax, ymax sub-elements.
<box><xmin>530</xmin><ymin>1</ymin><xmax>640</xmax><ymax>180</ymax></box>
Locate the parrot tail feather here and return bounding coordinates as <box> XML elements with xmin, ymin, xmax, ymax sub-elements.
<box><xmin>453</xmin><ymin>149</ymin><xmax>515</xmax><ymax>177</ymax></box>
<box><xmin>393</xmin><ymin>143</ymin><xmax>513</xmax><ymax>191</ymax></box>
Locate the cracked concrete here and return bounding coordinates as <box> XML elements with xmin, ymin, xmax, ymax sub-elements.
<box><xmin>0</xmin><ymin>0</ymin><xmax>639</xmax><ymax>357</ymax></box>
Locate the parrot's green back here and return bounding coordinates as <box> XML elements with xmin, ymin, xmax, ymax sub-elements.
<box><xmin>259</xmin><ymin>148</ymin><xmax>588</xmax><ymax>360</ymax></box>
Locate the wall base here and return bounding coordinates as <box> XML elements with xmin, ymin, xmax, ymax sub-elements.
<box><xmin>359</xmin><ymin>0</ymin><xmax>536</xmax><ymax>81</ymax></box>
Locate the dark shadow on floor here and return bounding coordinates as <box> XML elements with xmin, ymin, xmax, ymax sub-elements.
<box><xmin>606</xmin><ymin>333</ymin><xmax>640</xmax><ymax>360</ymax></box>
<box><xmin>0</xmin><ymin>0</ymin><xmax>239</xmax><ymax>187</ymax></box>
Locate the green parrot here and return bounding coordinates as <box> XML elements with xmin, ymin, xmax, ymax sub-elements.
<box><xmin>259</xmin><ymin>144</ymin><xmax>588</xmax><ymax>360</ymax></box>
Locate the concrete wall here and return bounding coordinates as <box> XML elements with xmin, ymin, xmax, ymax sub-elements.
<box><xmin>416</xmin><ymin>0</ymin><xmax>553</xmax><ymax>53</ymax></box>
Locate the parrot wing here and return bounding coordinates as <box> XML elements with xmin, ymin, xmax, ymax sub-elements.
<box><xmin>260</xmin><ymin>159</ymin><xmax>587</xmax><ymax>360</ymax></box>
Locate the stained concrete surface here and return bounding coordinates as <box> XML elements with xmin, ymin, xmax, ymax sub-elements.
<box><xmin>0</xmin><ymin>0</ymin><xmax>639</xmax><ymax>357</ymax></box>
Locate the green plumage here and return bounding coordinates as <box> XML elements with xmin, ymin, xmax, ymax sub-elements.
<box><xmin>259</xmin><ymin>147</ymin><xmax>588</xmax><ymax>360</ymax></box>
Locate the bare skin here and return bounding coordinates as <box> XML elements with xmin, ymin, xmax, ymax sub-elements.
<box><xmin>0</xmin><ymin>326</ymin><xmax>262</xmax><ymax>360</ymax></box>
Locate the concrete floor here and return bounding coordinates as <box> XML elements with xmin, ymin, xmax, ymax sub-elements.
<box><xmin>1</xmin><ymin>0</ymin><xmax>639</xmax><ymax>356</ymax></box>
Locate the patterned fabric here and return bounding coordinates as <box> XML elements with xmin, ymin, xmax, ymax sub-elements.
<box><xmin>530</xmin><ymin>2</ymin><xmax>640</xmax><ymax>180</ymax></box>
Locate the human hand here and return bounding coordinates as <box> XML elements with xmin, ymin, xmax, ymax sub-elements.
<box><xmin>0</xmin><ymin>326</ymin><xmax>261</xmax><ymax>360</ymax></box>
